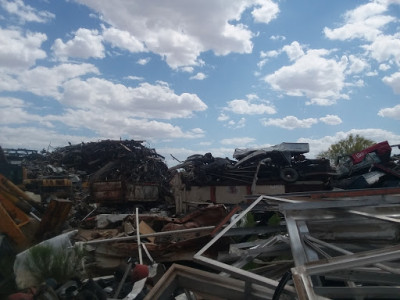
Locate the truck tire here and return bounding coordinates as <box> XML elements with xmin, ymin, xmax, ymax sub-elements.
<box><xmin>279</xmin><ymin>167</ymin><xmax>299</xmax><ymax>183</ymax></box>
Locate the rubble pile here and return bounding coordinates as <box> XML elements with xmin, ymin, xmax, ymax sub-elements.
<box><xmin>23</xmin><ymin>140</ymin><xmax>170</xmax><ymax>184</ymax></box>
<box><xmin>171</xmin><ymin>143</ymin><xmax>336</xmax><ymax>187</ymax></box>
<box><xmin>2</xmin><ymin>140</ymin><xmax>400</xmax><ymax>299</ymax></box>
<box><xmin>172</xmin><ymin>141</ymin><xmax>400</xmax><ymax>190</ymax></box>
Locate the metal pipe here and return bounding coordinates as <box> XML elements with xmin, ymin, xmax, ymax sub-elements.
<box><xmin>136</xmin><ymin>207</ymin><xmax>143</xmax><ymax>264</ymax></box>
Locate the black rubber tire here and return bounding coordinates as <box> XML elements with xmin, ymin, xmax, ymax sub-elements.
<box><xmin>279</xmin><ymin>167</ymin><xmax>299</xmax><ymax>183</ymax></box>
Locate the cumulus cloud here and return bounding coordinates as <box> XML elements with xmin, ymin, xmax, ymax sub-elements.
<box><xmin>382</xmin><ymin>72</ymin><xmax>400</xmax><ymax>94</ymax></box>
<box><xmin>346</xmin><ymin>55</ymin><xmax>369</xmax><ymax>74</ymax></box>
<box><xmin>0</xmin><ymin>27</ymin><xmax>47</xmax><ymax>70</ymax></box>
<box><xmin>0</xmin><ymin>126</ymin><xmax>94</xmax><ymax>150</ymax></box>
<box><xmin>261</xmin><ymin>116</ymin><xmax>318</xmax><ymax>130</ymax></box>
<box><xmin>260</xmin><ymin>50</ymin><xmax>280</xmax><ymax>58</ymax></box>
<box><xmin>363</xmin><ymin>34</ymin><xmax>400</xmax><ymax>65</ymax></box>
<box><xmin>52</xmin><ymin>28</ymin><xmax>105</xmax><ymax>60</ymax></box>
<box><xmin>0</xmin><ymin>0</ymin><xmax>55</xmax><ymax>23</ymax></box>
<box><xmin>323</xmin><ymin>1</ymin><xmax>393</xmax><ymax>41</ymax></box>
<box><xmin>0</xmin><ymin>63</ymin><xmax>100</xmax><ymax>98</ymax></box>
<box><xmin>0</xmin><ymin>97</ymin><xmax>42</xmax><ymax>125</ymax></box>
<box><xmin>251</xmin><ymin>0</ymin><xmax>279</xmax><ymax>23</ymax></box>
<box><xmin>282</xmin><ymin>41</ymin><xmax>304</xmax><ymax>61</ymax></box>
<box><xmin>224</xmin><ymin>95</ymin><xmax>276</xmax><ymax>115</ymax></box>
<box><xmin>102</xmin><ymin>26</ymin><xmax>146</xmax><ymax>53</ymax></box>
<box><xmin>49</xmin><ymin>109</ymin><xmax>204</xmax><ymax>139</ymax></box>
<box><xmin>378</xmin><ymin>104</ymin><xmax>400</xmax><ymax>120</ymax></box>
<box><xmin>75</xmin><ymin>0</ymin><xmax>280</xmax><ymax>68</ymax></box>
<box><xmin>60</xmin><ymin>78</ymin><xmax>207</xmax><ymax>119</ymax></box>
<box><xmin>319</xmin><ymin>114</ymin><xmax>342</xmax><ymax>125</ymax></box>
<box><xmin>379</xmin><ymin>63</ymin><xmax>391</xmax><ymax>71</ymax></box>
<box><xmin>264</xmin><ymin>48</ymin><xmax>348</xmax><ymax>104</ymax></box>
<box><xmin>190</xmin><ymin>72</ymin><xmax>207</xmax><ymax>80</ymax></box>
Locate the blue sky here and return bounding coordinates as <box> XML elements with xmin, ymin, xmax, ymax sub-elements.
<box><xmin>1</xmin><ymin>0</ymin><xmax>400</xmax><ymax>166</ymax></box>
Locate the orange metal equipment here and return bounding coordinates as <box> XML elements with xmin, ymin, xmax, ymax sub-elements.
<box><xmin>0</xmin><ymin>173</ymin><xmax>34</xmax><ymax>249</ymax></box>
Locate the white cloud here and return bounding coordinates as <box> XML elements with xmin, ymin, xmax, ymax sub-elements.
<box><xmin>0</xmin><ymin>126</ymin><xmax>94</xmax><ymax>150</ymax></box>
<box><xmin>0</xmin><ymin>63</ymin><xmax>100</xmax><ymax>98</ymax></box>
<box><xmin>260</xmin><ymin>50</ymin><xmax>280</xmax><ymax>58</ymax></box>
<box><xmin>180</xmin><ymin>66</ymin><xmax>194</xmax><ymax>73</ymax></box>
<box><xmin>220</xmin><ymin>137</ymin><xmax>255</xmax><ymax>145</ymax></box>
<box><xmin>0</xmin><ymin>0</ymin><xmax>55</xmax><ymax>23</ymax></box>
<box><xmin>261</xmin><ymin>116</ymin><xmax>318</xmax><ymax>130</ymax></box>
<box><xmin>137</xmin><ymin>58</ymin><xmax>150</xmax><ymax>65</ymax></box>
<box><xmin>0</xmin><ymin>27</ymin><xmax>47</xmax><ymax>70</ymax></box>
<box><xmin>382</xmin><ymin>72</ymin><xmax>400</xmax><ymax>94</ymax></box>
<box><xmin>125</xmin><ymin>75</ymin><xmax>144</xmax><ymax>81</ymax></box>
<box><xmin>0</xmin><ymin>97</ymin><xmax>42</xmax><ymax>125</ymax></box>
<box><xmin>60</xmin><ymin>78</ymin><xmax>207</xmax><ymax>119</ymax></box>
<box><xmin>102</xmin><ymin>26</ymin><xmax>146</xmax><ymax>53</ymax></box>
<box><xmin>50</xmin><ymin>109</ymin><xmax>204</xmax><ymax>139</ymax></box>
<box><xmin>217</xmin><ymin>113</ymin><xmax>230</xmax><ymax>121</ymax></box>
<box><xmin>190</xmin><ymin>72</ymin><xmax>207</xmax><ymax>80</ymax></box>
<box><xmin>378</xmin><ymin>104</ymin><xmax>400</xmax><ymax>119</ymax></box>
<box><xmin>363</xmin><ymin>34</ymin><xmax>400</xmax><ymax>65</ymax></box>
<box><xmin>264</xmin><ymin>48</ymin><xmax>348</xmax><ymax>104</ymax></box>
<box><xmin>379</xmin><ymin>63</ymin><xmax>391</xmax><ymax>71</ymax></box>
<box><xmin>346</xmin><ymin>55</ymin><xmax>369</xmax><ymax>74</ymax></box>
<box><xmin>52</xmin><ymin>28</ymin><xmax>105</xmax><ymax>60</ymax></box>
<box><xmin>366</xmin><ymin>71</ymin><xmax>378</xmax><ymax>76</ymax></box>
<box><xmin>75</xmin><ymin>0</ymin><xmax>280</xmax><ymax>68</ymax></box>
<box><xmin>282</xmin><ymin>41</ymin><xmax>304</xmax><ymax>61</ymax></box>
<box><xmin>223</xmin><ymin>117</ymin><xmax>246</xmax><ymax>129</ymax></box>
<box><xmin>305</xmin><ymin>98</ymin><xmax>337</xmax><ymax>106</ymax></box>
<box><xmin>270</xmin><ymin>35</ymin><xmax>286</xmax><ymax>41</ymax></box>
<box><xmin>323</xmin><ymin>1</ymin><xmax>393</xmax><ymax>41</ymax></box>
<box><xmin>224</xmin><ymin>97</ymin><xmax>276</xmax><ymax>115</ymax></box>
<box><xmin>251</xmin><ymin>0</ymin><xmax>279</xmax><ymax>23</ymax></box>
<box><xmin>319</xmin><ymin>114</ymin><xmax>342</xmax><ymax>125</ymax></box>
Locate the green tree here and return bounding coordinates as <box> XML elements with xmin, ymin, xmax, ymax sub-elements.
<box><xmin>317</xmin><ymin>134</ymin><xmax>375</xmax><ymax>163</ymax></box>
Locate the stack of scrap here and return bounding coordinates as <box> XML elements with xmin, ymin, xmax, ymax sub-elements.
<box><xmin>20</xmin><ymin>140</ymin><xmax>171</xmax><ymax>205</ymax></box>
<box><xmin>22</xmin><ymin>140</ymin><xmax>169</xmax><ymax>183</ymax></box>
<box><xmin>170</xmin><ymin>142</ymin><xmax>336</xmax><ymax>187</ymax></box>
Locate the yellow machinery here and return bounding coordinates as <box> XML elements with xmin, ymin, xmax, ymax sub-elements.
<box><xmin>0</xmin><ymin>174</ymin><xmax>73</xmax><ymax>251</ymax></box>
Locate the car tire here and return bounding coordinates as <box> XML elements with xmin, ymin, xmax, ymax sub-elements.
<box><xmin>280</xmin><ymin>167</ymin><xmax>299</xmax><ymax>183</ymax></box>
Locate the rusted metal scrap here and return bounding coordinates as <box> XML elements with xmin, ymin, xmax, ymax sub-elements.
<box><xmin>20</xmin><ymin>140</ymin><xmax>172</xmax><ymax>205</ymax></box>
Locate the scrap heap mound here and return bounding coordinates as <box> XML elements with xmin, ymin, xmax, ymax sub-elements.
<box><xmin>171</xmin><ymin>142</ymin><xmax>336</xmax><ymax>187</ymax></box>
<box><xmin>22</xmin><ymin>140</ymin><xmax>172</xmax><ymax>206</ymax></box>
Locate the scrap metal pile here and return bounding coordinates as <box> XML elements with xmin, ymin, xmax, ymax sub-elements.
<box><xmin>171</xmin><ymin>141</ymin><xmax>400</xmax><ymax>190</ymax></box>
<box><xmin>171</xmin><ymin>143</ymin><xmax>336</xmax><ymax>187</ymax></box>
<box><xmin>332</xmin><ymin>140</ymin><xmax>400</xmax><ymax>189</ymax></box>
<box><xmin>20</xmin><ymin>140</ymin><xmax>172</xmax><ymax>205</ymax></box>
<box><xmin>22</xmin><ymin>140</ymin><xmax>168</xmax><ymax>182</ymax></box>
